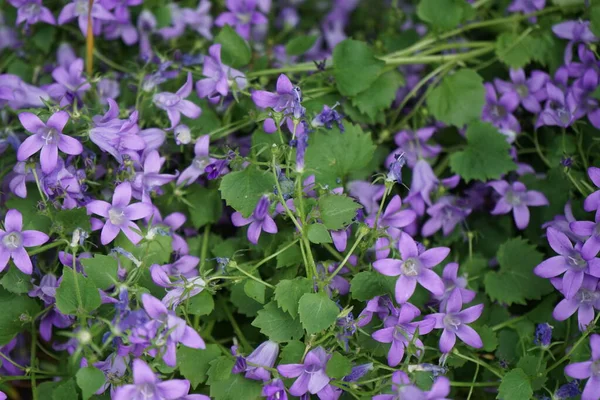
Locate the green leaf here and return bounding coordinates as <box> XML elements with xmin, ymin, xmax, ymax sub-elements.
<box><xmin>276</xmin><ymin>242</ymin><xmax>303</xmax><ymax>268</ymax></box>
<box><xmin>215</xmin><ymin>25</ymin><xmax>252</xmax><ymax>68</ymax></box>
<box><xmin>187</xmin><ymin>186</ymin><xmax>223</xmax><ymax>228</ymax></box>
<box><xmin>305</xmin><ymin>123</ymin><xmax>375</xmax><ymax>187</ymax></box>
<box><xmin>326</xmin><ymin>352</ymin><xmax>352</xmax><ymax>379</ymax></box>
<box><xmin>252</xmin><ymin>301</ymin><xmax>304</xmax><ymax>342</ymax></box>
<box><xmin>286</xmin><ymin>35</ymin><xmax>318</xmax><ymax>56</ymax></box>
<box><xmin>495</xmin><ymin>32</ymin><xmax>541</xmax><ymax>69</ymax></box>
<box><xmin>307</xmin><ymin>223</ymin><xmax>333</xmax><ymax>244</ymax></box>
<box><xmin>178</xmin><ymin>345</ymin><xmax>222</xmax><ymax>388</ymax></box>
<box><xmin>207</xmin><ymin>356</ymin><xmax>235</xmax><ymax>383</ymax></box>
<box><xmin>517</xmin><ymin>354</ymin><xmax>547</xmax><ymax>390</ymax></box>
<box><xmin>231</xmin><ymin>282</ymin><xmax>263</xmax><ymax>317</ymax></box>
<box><xmin>0</xmin><ymin>289</ymin><xmax>41</xmax><ymax>345</ymax></box>
<box><xmin>0</xmin><ymin>266</ymin><xmax>31</xmax><ymax>294</ymax></box>
<box><xmin>6</xmin><ymin>194</ymin><xmax>51</xmax><ymax>232</ymax></box>
<box><xmin>52</xmin><ymin>378</ymin><xmax>78</xmax><ymax>400</ymax></box>
<box><xmin>318</xmin><ymin>195</ymin><xmax>361</xmax><ymax>230</ymax></box>
<box><xmin>350</xmin><ymin>271</ymin><xmax>396</xmax><ymax>301</ymax></box>
<box><xmin>187</xmin><ymin>291</ymin><xmax>215</xmax><ymax>316</ymax></box>
<box><xmin>497</xmin><ymin>368</ymin><xmax>532</xmax><ymax>400</ymax></box>
<box><xmin>56</xmin><ymin>271</ymin><xmax>101</xmax><ymax>315</ymax></box>
<box><xmin>475</xmin><ymin>325</ymin><xmax>498</xmax><ymax>352</ymax></box>
<box><xmin>274</xmin><ymin>278</ymin><xmax>313</xmax><ymax>318</ymax></box>
<box><xmin>54</xmin><ymin>207</ymin><xmax>91</xmax><ymax>235</ymax></box>
<box><xmin>592</xmin><ymin>4</ymin><xmax>600</xmax><ymax>37</ymax></box>
<box><xmin>81</xmin><ymin>255</ymin><xmax>119</xmax><ymax>290</ymax></box>
<box><xmin>449</xmin><ymin>122</ymin><xmax>516</xmax><ymax>182</ymax></box>
<box><xmin>280</xmin><ymin>340</ymin><xmax>305</xmax><ymax>364</ymax></box>
<box><xmin>76</xmin><ymin>367</ymin><xmax>105</xmax><ymax>400</ymax></box>
<box><xmin>427</xmin><ymin>69</ymin><xmax>485</xmax><ymax>127</ymax></box>
<box><xmin>153</xmin><ymin>6</ymin><xmax>171</xmax><ymax>28</ymax></box>
<box><xmin>210</xmin><ymin>374</ymin><xmax>263</xmax><ymax>400</ymax></box>
<box><xmin>333</xmin><ymin>39</ymin><xmax>385</xmax><ymax>96</ymax></box>
<box><xmin>298</xmin><ymin>293</ymin><xmax>339</xmax><ymax>335</ymax></box>
<box><xmin>351</xmin><ymin>71</ymin><xmax>404</xmax><ymax>119</ymax></box>
<box><xmin>219</xmin><ymin>167</ymin><xmax>274</xmax><ymax>217</ymax></box>
<box><xmin>484</xmin><ymin>238</ymin><xmax>552</xmax><ymax>306</ymax></box>
<box><xmin>32</xmin><ymin>25</ymin><xmax>56</xmax><ymax>54</ymax></box>
<box><xmin>244</xmin><ymin>279</ymin><xmax>266</xmax><ymax>304</ymax></box>
<box><xmin>417</xmin><ymin>0</ymin><xmax>472</xmax><ymax>31</ymax></box>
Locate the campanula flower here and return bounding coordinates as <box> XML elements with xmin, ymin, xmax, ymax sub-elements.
<box><xmin>0</xmin><ymin>74</ymin><xmax>49</xmax><ymax>109</ymax></box>
<box><xmin>58</xmin><ymin>0</ymin><xmax>114</xmax><ymax>36</ymax></box>
<box><xmin>585</xmin><ymin>167</ymin><xmax>600</xmax><ymax>218</ymax></box>
<box><xmin>551</xmin><ymin>275</ymin><xmax>600</xmax><ymax>330</ymax></box>
<box><xmin>553</xmin><ymin>20</ymin><xmax>598</xmax><ymax>64</ymax></box>
<box><xmin>232</xmin><ymin>340</ymin><xmax>279</xmax><ymax>381</ymax></box>
<box><xmin>176</xmin><ymin>135</ymin><xmax>214</xmax><ymax>186</ymax></box>
<box><xmin>215</xmin><ymin>0</ymin><xmax>268</xmax><ymax>40</ymax></box>
<box><xmin>131</xmin><ymin>150</ymin><xmax>177</xmax><ymax>202</ymax></box>
<box><xmin>494</xmin><ymin>68</ymin><xmax>548</xmax><ymax>113</ymax></box>
<box><xmin>232</xmin><ymin>195</ymin><xmax>278</xmax><ymax>244</ymax></box>
<box><xmin>536</xmin><ymin>83</ymin><xmax>578</xmax><ymax>128</ymax></box>
<box><xmin>277</xmin><ymin>346</ymin><xmax>331</xmax><ymax>397</ymax></box>
<box><xmin>534</xmin><ymin>323</ymin><xmax>553</xmax><ymax>347</ymax></box>
<box><xmin>385</xmin><ymin>127</ymin><xmax>441</xmax><ymax>169</ymax></box>
<box><xmin>153</xmin><ymin>72</ymin><xmax>202</xmax><ymax>128</ymax></box>
<box><xmin>182</xmin><ymin>0</ymin><xmax>213</xmax><ymax>39</ymax></box>
<box><xmin>436</xmin><ymin>262</ymin><xmax>476</xmax><ymax>310</ymax></box>
<box><xmin>482</xmin><ymin>83</ymin><xmax>521</xmax><ymax>133</ymax></box>
<box><xmin>421</xmin><ymin>196</ymin><xmax>472</xmax><ymax>237</ymax></box>
<box><xmin>196</xmin><ymin>44</ymin><xmax>247</xmax><ymax>103</ymax></box>
<box><xmin>0</xmin><ymin>209</ymin><xmax>49</xmax><ymax>274</ymax></box>
<box><xmin>8</xmin><ymin>0</ymin><xmax>56</xmax><ymax>26</ymax></box>
<box><xmin>262</xmin><ymin>379</ymin><xmax>287</xmax><ymax>400</ymax></box>
<box><xmin>489</xmin><ymin>180</ymin><xmax>548</xmax><ymax>230</ymax></box>
<box><xmin>565</xmin><ymin>334</ymin><xmax>600</xmax><ymax>400</ymax></box>
<box><xmin>251</xmin><ymin>74</ymin><xmax>305</xmax><ymax>133</ymax></box>
<box><xmin>46</xmin><ymin>58</ymin><xmax>91</xmax><ymax>106</ymax></box>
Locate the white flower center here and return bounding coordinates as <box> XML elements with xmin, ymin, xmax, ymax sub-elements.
<box><xmin>108</xmin><ymin>207</ymin><xmax>126</xmax><ymax>226</ymax></box>
<box><xmin>402</xmin><ymin>258</ymin><xmax>420</xmax><ymax>277</ymax></box>
<box><xmin>2</xmin><ymin>232</ymin><xmax>22</xmax><ymax>250</ymax></box>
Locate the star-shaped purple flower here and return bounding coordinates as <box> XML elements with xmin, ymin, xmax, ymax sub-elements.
<box><xmin>153</xmin><ymin>72</ymin><xmax>202</xmax><ymax>128</ymax></box>
<box><xmin>8</xmin><ymin>0</ymin><xmax>56</xmax><ymax>26</ymax></box>
<box><xmin>176</xmin><ymin>135</ymin><xmax>215</xmax><ymax>186</ymax></box>
<box><xmin>0</xmin><ymin>209</ymin><xmax>49</xmax><ymax>274</ymax></box>
<box><xmin>196</xmin><ymin>44</ymin><xmax>247</xmax><ymax>104</ymax></box>
<box><xmin>489</xmin><ymin>180</ymin><xmax>548</xmax><ymax>230</ymax></box>
<box><xmin>232</xmin><ymin>195</ymin><xmax>278</xmax><ymax>244</ymax></box>
<box><xmin>565</xmin><ymin>334</ymin><xmax>600</xmax><ymax>400</ymax></box>
<box><xmin>277</xmin><ymin>346</ymin><xmax>331</xmax><ymax>397</ymax></box>
<box><xmin>215</xmin><ymin>0</ymin><xmax>267</xmax><ymax>40</ymax></box>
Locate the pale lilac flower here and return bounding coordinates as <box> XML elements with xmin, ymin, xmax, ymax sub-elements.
<box><xmin>385</xmin><ymin>127</ymin><xmax>441</xmax><ymax>169</ymax></box>
<box><xmin>8</xmin><ymin>0</ymin><xmax>56</xmax><ymax>26</ymax></box>
<box><xmin>131</xmin><ymin>150</ymin><xmax>177</xmax><ymax>202</ymax></box>
<box><xmin>103</xmin><ymin>7</ymin><xmax>138</xmax><ymax>45</ymax></box>
<box><xmin>405</xmin><ymin>159</ymin><xmax>459</xmax><ymax>216</ymax></box>
<box><xmin>158</xmin><ymin>3</ymin><xmax>185</xmax><ymax>39</ymax></box>
<box><xmin>535</xmin><ymin>227</ymin><xmax>600</xmax><ymax>297</ymax></box>
<box><xmin>482</xmin><ymin>83</ymin><xmax>521</xmax><ymax>133</ymax></box>
<box><xmin>153</xmin><ymin>72</ymin><xmax>202</xmax><ymax>128</ymax></box>
<box><xmin>366</xmin><ymin>195</ymin><xmax>417</xmax><ymax>260</ymax></box>
<box><xmin>46</xmin><ymin>58</ymin><xmax>91</xmax><ymax>106</ymax></box>
<box><xmin>373</xmin><ymin>232</ymin><xmax>449</xmax><ymax>304</ymax></box>
<box><xmin>372</xmin><ymin>303</ymin><xmax>434</xmax><ymax>366</ymax></box>
<box><xmin>374</xmin><ymin>371</ymin><xmax>450</xmax><ymax>400</ymax></box>
<box><xmin>436</xmin><ymin>262</ymin><xmax>476</xmax><ymax>310</ymax></box>
<box><xmin>196</xmin><ymin>44</ymin><xmax>247</xmax><ymax>103</ymax></box>
<box><xmin>176</xmin><ymin>135</ymin><xmax>215</xmax><ymax>186</ymax></box>
<box><xmin>494</xmin><ymin>68</ymin><xmax>548</xmax><ymax>113</ymax></box>
<box><xmin>58</xmin><ymin>0</ymin><xmax>115</xmax><ymax>36</ymax></box>
<box><xmin>553</xmin><ymin>20</ymin><xmax>598</xmax><ymax>64</ymax></box>
<box><xmin>421</xmin><ymin>196</ymin><xmax>472</xmax><ymax>237</ymax></box>
<box><xmin>262</xmin><ymin>379</ymin><xmax>287</xmax><ymax>400</ymax></box>
<box><xmin>565</xmin><ymin>334</ymin><xmax>600</xmax><ymax>400</ymax></box>
<box><xmin>536</xmin><ymin>83</ymin><xmax>579</xmax><ymax>128</ymax></box>
<box><xmin>0</xmin><ymin>74</ymin><xmax>49</xmax><ymax>109</ymax></box>
<box><xmin>508</xmin><ymin>0</ymin><xmax>545</xmax><ymax>22</ymax></box>
<box><xmin>426</xmin><ymin>290</ymin><xmax>483</xmax><ymax>353</ymax></box>
<box><xmin>113</xmin><ymin>358</ymin><xmax>191</xmax><ymax>400</ymax></box>
<box><xmin>347</xmin><ymin>181</ymin><xmax>385</xmax><ymax>216</ymax></box>
<box><xmin>251</xmin><ymin>74</ymin><xmax>305</xmax><ymax>133</ymax></box>
<box><xmin>86</xmin><ymin>182</ymin><xmax>154</xmax><ymax>245</ymax></box>
<box><xmin>277</xmin><ymin>347</ymin><xmax>331</xmax><ymax>397</ymax></box>
<box><xmin>0</xmin><ymin>209</ymin><xmax>49</xmax><ymax>274</ymax></box>
<box><xmin>137</xmin><ymin>10</ymin><xmax>156</xmax><ymax>60</ymax></box>
<box><xmin>543</xmin><ymin>201</ymin><xmax>587</xmax><ymax>243</ymax></box>
<box><xmin>17</xmin><ymin>111</ymin><xmax>83</xmax><ymax>174</ymax></box>
<box><xmin>357</xmin><ymin>296</ymin><xmax>397</xmax><ymax>328</ymax></box>
<box><xmin>232</xmin><ymin>195</ymin><xmax>278</xmax><ymax>244</ymax></box>
<box><xmin>584</xmin><ymin>167</ymin><xmax>600</xmax><ymax>218</ymax></box>
<box><xmin>551</xmin><ymin>275</ymin><xmax>600</xmax><ymax>330</ymax></box>
<box><xmin>93</xmin><ymin>353</ymin><xmax>127</xmax><ymax>395</ymax></box>
<box><xmin>215</xmin><ymin>0</ymin><xmax>268</xmax><ymax>40</ymax></box>
<box><xmin>150</xmin><ymin>264</ymin><xmax>206</xmax><ymax>309</ymax></box>
<box><xmin>182</xmin><ymin>0</ymin><xmax>213</xmax><ymax>40</ymax></box>
<box><xmin>489</xmin><ymin>180</ymin><xmax>548</xmax><ymax>230</ymax></box>
<box><xmin>232</xmin><ymin>340</ymin><xmax>279</xmax><ymax>381</ymax></box>
<box><xmin>149</xmin><ymin>210</ymin><xmax>188</xmax><ymax>255</ymax></box>
<box><xmin>97</xmin><ymin>78</ymin><xmax>120</xmax><ymax>104</ymax></box>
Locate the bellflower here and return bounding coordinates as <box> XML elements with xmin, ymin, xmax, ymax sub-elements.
<box><xmin>150</xmin><ymin>264</ymin><xmax>206</xmax><ymax>309</ymax></box>
<box><xmin>366</xmin><ymin>195</ymin><xmax>417</xmax><ymax>259</ymax></box>
<box><xmin>570</xmin><ymin>214</ymin><xmax>600</xmax><ymax>260</ymax></box>
<box><xmin>405</xmin><ymin>159</ymin><xmax>459</xmax><ymax>216</ymax></box>
<box><xmin>374</xmin><ymin>371</ymin><xmax>450</xmax><ymax>400</ymax></box>
<box><xmin>262</xmin><ymin>379</ymin><xmax>287</xmax><ymax>400</ymax></box>
<box><xmin>421</xmin><ymin>196</ymin><xmax>472</xmax><ymax>237</ymax></box>
<box><xmin>58</xmin><ymin>0</ymin><xmax>114</xmax><ymax>36</ymax></box>
<box><xmin>426</xmin><ymin>290</ymin><xmax>483</xmax><ymax>353</ymax></box>
<box><xmin>534</xmin><ymin>227</ymin><xmax>600</xmax><ymax>297</ymax></box>
<box><xmin>385</xmin><ymin>127</ymin><xmax>441</xmax><ymax>169</ymax></box>
<box><xmin>556</xmin><ymin>380</ymin><xmax>581</xmax><ymax>400</ymax></box>
<box><xmin>277</xmin><ymin>346</ymin><xmax>331</xmax><ymax>397</ymax></box>
<box><xmin>551</xmin><ymin>275</ymin><xmax>600</xmax><ymax>330</ymax></box>
<box><xmin>215</xmin><ymin>0</ymin><xmax>268</xmax><ymax>40</ymax></box>
<box><xmin>137</xmin><ymin>10</ymin><xmax>156</xmax><ymax>60</ymax></box>
<box><xmin>482</xmin><ymin>83</ymin><xmax>521</xmax><ymax>133</ymax></box>
<box><xmin>357</xmin><ymin>295</ymin><xmax>397</xmax><ymax>328</ymax></box>
<box><xmin>86</xmin><ymin>181</ymin><xmax>154</xmax><ymax>245</ymax></box>
<box><xmin>585</xmin><ymin>167</ymin><xmax>600</xmax><ymax>217</ymax></box>
<box><xmin>543</xmin><ymin>201</ymin><xmax>587</xmax><ymax>243</ymax></box>
<box><xmin>232</xmin><ymin>340</ymin><xmax>279</xmax><ymax>381</ymax></box>
<box><xmin>153</xmin><ymin>72</ymin><xmax>202</xmax><ymax>128</ymax></box>
<box><xmin>534</xmin><ymin>323</ymin><xmax>553</xmax><ymax>347</ymax></box>
<box><xmin>373</xmin><ymin>232</ymin><xmax>449</xmax><ymax>304</ymax></box>
<box><xmin>372</xmin><ymin>302</ymin><xmax>434</xmax><ymax>366</ymax></box>
<box><xmin>103</xmin><ymin>7</ymin><xmax>138</xmax><ymax>45</ymax></box>
<box><xmin>150</xmin><ymin>210</ymin><xmax>188</xmax><ymax>255</ymax></box>
<box><xmin>536</xmin><ymin>83</ymin><xmax>578</xmax><ymax>128</ymax></box>
<box><xmin>97</xmin><ymin>78</ymin><xmax>120</xmax><ymax>104</ymax></box>
<box><xmin>0</xmin><ymin>74</ymin><xmax>49</xmax><ymax>109</ymax></box>
<box><xmin>0</xmin><ymin>209</ymin><xmax>49</xmax><ymax>274</ymax></box>
<box><xmin>182</xmin><ymin>0</ymin><xmax>213</xmax><ymax>39</ymax></box>
<box><xmin>176</xmin><ymin>135</ymin><xmax>215</xmax><ymax>186</ymax></box>
<box><xmin>508</xmin><ymin>0</ymin><xmax>545</xmax><ymax>19</ymax></box>
<box><xmin>251</xmin><ymin>74</ymin><xmax>305</xmax><ymax>133</ymax></box>
<box><xmin>17</xmin><ymin>111</ymin><xmax>83</xmax><ymax>174</ymax></box>
<box><xmin>489</xmin><ymin>180</ymin><xmax>548</xmax><ymax>230</ymax></box>
<box><xmin>312</xmin><ymin>104</ymin><xmax>344</xmax><ymax>132</ymax></box>
<box><xmin>8</xmin><ymin>0</ymin><xmax>56</xmax><ymax>26</ymax></box>
<box><xmin>94</xmin><ymin>353</ymin><xmax>127</xmax><ymax>395</ymax></box>
<box><xmin>196</xmin><ymin>44</ymin><xmax>247</xmax><ymax>104</ymax></box>
<box><xmin>553</xmin><ymin>20</ymin><xmax>598</xmax><ymax>64</ymax></box>
<box><xmin>113</xmin><ymin>358</ymin><xmax>193</xmax><ymax>400</ymax></box>
<box><xmin>232</xmin><ymin>195</ymin><xmax>278</xmax><ymax>244</ymax></box>
<box><xmin>436</xmin><ymin>262</ymin><xmax>476</xmax><ymax>310</ymax></box>
<box><xmin>569</xmin><ymin>44</ymin><xmax>600</xmax><ymax>78</ymax></box>
<box><xmin>47</xmin><ymin>58</ymin><xmax>91</xmax><ymax>106</ymax></box>
<box><xmin>494</xmin><ymin>68</ymin><xmax>548</xmax><ymax>113</ymax></box>
<box><xmin>565</xmin><ymin>334</ymin><xmax>600</xmax><ymax>400</ymax></box>
<box><xmin>131</xmin><ymin>150</ymin><xmax>177</xmax><ymax>202</ymax></box>
<box><xmin>348</xmin><ymin>181</ymin><xmax>385</xmax><ymax>216</ymax></box>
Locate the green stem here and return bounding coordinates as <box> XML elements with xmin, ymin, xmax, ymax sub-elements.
<box><xmin>28</xmin><ymin>240</ymin><xmax>64</xmax><ymax>257</ymax></box>
<box><xmin>546</xmin><ymin>313</ymin><xmax>600</xmax><ymax>374</ymax></box>
<box><xmin>247</xmin><ymin>63</ymin><xmax>318</xmax><ymax>78</ymax></box>
<box><xmin>491</xmin><ymin>315</ymin><xmax>527</xmax><ymax>332</ymax></box>
<box><xmin>452</xmin><ymin>349</ymin><xmax>503</xmax><ymax>379</ymax></box>
<box><xmin>221</xmin><ymin>300</ymin><xmax>251</xmax><ymax>350</ymax></box>
<box><xmin>244</xmin><ymin>238</ymin><xmax>300</xmax><ymax>273</ymax></box>
<box><xmin>327</xmin><ymin>230</ymin><xmax>367</xmax><ymax>282</ymax></box>
<box><xmin>31</xmin><ymin>322</ymin><xmax>38</xmax><ymax>400</ymax></box>
<box><xmin>452</xmin><ymin>380</ymin><xmax>499</xmax><ymax>388</ymax></box>
<box><xmin>231</xmin><ymin>263</ymin><xmax>274</xmax><ymax>289</ymax></box>
<box><xmin>383</xmin><ymin>46</ymin><xmax>495</xmax><ymax>65</ymax></box>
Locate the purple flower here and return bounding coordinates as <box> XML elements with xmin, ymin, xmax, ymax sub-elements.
<box><xmin>536</xmin><ymin>83</ymin><xmax>579</xmax><ymax>128</ymax></box>
<box><xmin>17</xmin><ymin>111</ymin><xmax>83</xmax><ymax>174</ymax></box>
<box><xmin>46</xmin><ymin>58</ymin><xmax>91</xmax><ymax>106</ymax></box>
<box><xmin>0</xmin><ymin>209</ymin><xmax>49</xmax><ymax>274</ymax></box>
<box><xmin>533</xmin><ymin>323</ymin><xmax>553</xmax><ymax>347</ymax></box>
<box><xmin>58</xmin><ymin>0</ymin><xmax>114</xmax><ymax>36</ymax></box>
<box><xmin>367</xmin><ymin>195</ymin><xmax>417</xmax><ymax>260</ymax></box>
<box><xmin>251</xmin><ymin>74</ymin><xmax>305</xmax><ymax>133</ymax></box>
<box><xmin>347</xmin><ymin>181</ymin><xmax>385</xmax><ymax>216</ymax></box>
<box><xmin>131</xmin><ymin>150</ymin><xmax>177</xmax><ymax>202</ymax></box>
<box><xmin>357</xmin><ymin>296</ymin><xmax>397</xmax><ymax>328</ymax></box>
<box><xmin>508</xmin><ymin>0</ymin><xmax>545</xmax><ymax>15</ymax></box>
<box><xmin>97</xmin><ymin>78</ymin><xmax>120</xmax><ymax>104</ymax></box>
<box><xmin>489</xmin><ymin>180</ymin><xmax>548</xmax><ymax>230</ymax></box>
<box><xmin>232</xmin><ymin>195</ymin><xmax>278</xmax><ymax>244</ymax></box>
<box><xmin>494</xmin><ymin>68</ymin><xmax>548</xmax><ymax>113</ymax></box>
<box><xmin>158</xmin><ymin>4</ymin><xmax>185</xmax><ymax>39</ymax></box>
<box><xmin>8</xmin><ymin>0</ymin><xmax>56</xmax><ymax>26</ymax></box>
<box><xmin>343</xmin><ymin>363</ymin><xmax>373</xmax><ymax>382</ymax></box>
<box><xmin>556</xmin><ymin>380</ymin><xmax>581</xmax><ymax>399</ymax></box>
<box><xmin>232</xmin><ymin>340</ymin><xmax>279</xmax><ymax>381</ymax></box>
<box><xmin>385</xmin><ymin>127</ymin><xmax>441</xmax><ymax>169</ymax></box>
<box><xmin>113</xmin><ymin>358</ymin><xmax>192</xmax><ymax>400</ymax></box>
<box><xmin>182</xmin><ymin>0</ymin><xmax>213</xmax><ymax>39</ymax></box>
<box><xmin>551</xmin><ymin>275</ymin><xmax>600</xmax><ymax>330</ymax></box>
<box><xmin>137</xmin><ymin>10</ymin><xmax>156</xmax><ymax>60</ymax></box>
<box><xmin>153</xmin><ymin>72</ymin><xmax>202</xmax><ymax>128</ymax></box>
<box><xmin>374</xmin><ymin>372</ymin><xmax>450</xmax><ymax>400</ymax></box>
<box><xmin>372</xmin><ymin>302</ymin><xmax>434</xmax><ymax>366</ymax></box>
<box><xmin>0</xmin><ymin>74</ymin><xmax>49</xmax><ymax>109</ymax></box>
<box><xmin>405</xmin><ymin>159</ymin><xmax>459</xmax><ymax>216</ymax></box>
<box><xmin>482</xmin><ymin>83</ymin><xmax>521</xmax><ymax>133</ymax></box>
<box><xmin>150</xmin><ymin>264</ymin><xmax>206</xmax><ymax>309</ymax></box>
<box><xmin>103</xmin><ymin>7</ymin><xmax>138</xmax><ymax>45</ymax></box>
<box><xmin>312</xmin><ymin>104</ymin><xmax>344</xmax><ymax>132</ymax></box>
<box><xmin>585</xmin><ymin>167</ymin><xmax>600</xmax><ymax>218</ymax></box>
<box><xmin>150</xmin><ymin>210</ymin><xmax>188</xmax><ymax>255</ymax></box>
<box><xmin>543</xmin><ymin>201</ymin><xmax>587</xmax><ymax>243</ymax></box>
<box><xmin>373</xmin><ymin>232</ymin><xmax>449</xmax><ymax>304</ymax></box>
<box><xmin>86</xmin><ymin>181</ymin><xmax>154</xmax><ymax>245</ymax></box>
<box><xmin>176</xmin><ymin>135</ymin><xmax>215</xmax><ymax>186</ymax></box>
<box><xmin>570</xmin><ymin>214</ymin><xmax>600</xmax><ymax>260</ymax></box>
<box><xmin>565</xmin><ymin>334</ymin><xmax>600</xmax><ymax>400</ymax></box>
<box><xmin>569</xmin><ymin>44</ymin><xmax>600</xmax><ymax>78</ymax></box>
<box><xmin>262</xmin><ymin>379</ymin><xmax>287</xmax><ymax>400</ymax></box>
<box><xmin>421</xmin><ymin>196</ymin><xmax>472</xmax><ymax>237</ymax></box>
<box><xmin>215</xmin><ymin>0</ymin><xmax>267</xmax><ymax>40</ymax></box>
<box><xmin>553</xmin><ymin>20</ymin><xmax>598</xmax><ymax>64</ymax></box>
<box><xmin>277</xmin><ymin>346</ymin><xmax>331</xmax><ymax>397</ymax></box>
<box><xmin>436</xmin><ymin>262</ymin><xmax>476</xmax><ymax>310</ymax></box>
<box><xmin>426</xmin><ymin>290</ymin><xmax>483</xmax><ymax>353</ymax></box>
<box><xmin>93</xmin><ymin>353</ymin><xmax>127</xmax><ymax>395</ymax></box>
<box><xmin>535</xmin><ymin>227</ymin><xmax>600</xmax><ymax>297</ymax></box>
<box><xmin>196</xmin><ymin>44</ymin><xmax>247</xmax><ymax>103</ymax></box>
<box><xmin>386</xmin><ymin>153</ymin><xmax>406</xmax><ymax>184</ymax></box>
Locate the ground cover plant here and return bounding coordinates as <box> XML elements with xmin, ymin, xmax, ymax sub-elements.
<box><xmin>3</xmin><ymin>0</ymin><xmax>600</xmax><ymax>399</ymax></box>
